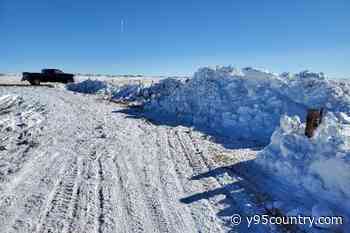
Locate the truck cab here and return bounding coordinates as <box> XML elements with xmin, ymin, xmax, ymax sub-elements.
<box><xmin>42</xmin><ymin>69</ymin><xmax>64</xmax><ymax>75</ymax></box>
<box><xmin>22</xmin><ymin>69</ymin><xmax>75</xmax><ymax>85</ymax></box>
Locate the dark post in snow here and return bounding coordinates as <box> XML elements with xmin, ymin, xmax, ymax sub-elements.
<box><xmin>305</xmin><ymin>108</ymin><xmax>324</xmax><ymax>138</ymax></box>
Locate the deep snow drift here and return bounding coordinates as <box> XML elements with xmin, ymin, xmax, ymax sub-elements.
<box><xmin>257</xmin><ymin>114</ymin><xmax>350</xmax><ymax>228</ymax></box>
<box><xmin>143</xmin><ymin>67</ymin><xmax>350</xmax><ymax>143</ymax></box>
<box><xmin>143</xmin><ymin>67</ymin><xmax>304</xmax><ymax>143</ymax></box>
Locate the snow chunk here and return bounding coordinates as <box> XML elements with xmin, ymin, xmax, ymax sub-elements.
<box><xmin>66</xmin><ymin>79</ymin><xmax>108</xmax><ymax>94</ymax></box>
<box><xmin>280</xmin><ymin>71</ymin><xmax>350</xmax><ymax>112</ymax></box>
<box><xmin>108</xmin><ymin>78</ymin><xmax>182</xmax><ymax>103</ymax></box>
<box><xmin>0</xmin><ymin>95</ymin><xmax>21</xmax><ymax>112</ymax></box>
<box><xmin>111</xmin><ymin>84</ymin><xmax>143</xmax><ymax>102</ymax></box>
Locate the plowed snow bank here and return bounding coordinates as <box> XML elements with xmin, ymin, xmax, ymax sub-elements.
<box><xmin>257</xmin><ymin>113</ymin><xmax>350</xmax><ymax>229</ymax></box>
<box><xmin>143</xmin><ymin>67</ymin><xmax>335</xmax><ymax>143</ymax></box>
<box><xmin>66</xmin><ymin>79</ymin><xmax>108</xmax><ymax>94</ymax></box>
<box><xmin>66</xmin><ymin>67</ymin><xmax>350</xmax><ymax>144</ymax></box>
<box><xmin>66</xmin><ymin>79</ymin><xmax>144</xmax><ymax>101</ymax></box>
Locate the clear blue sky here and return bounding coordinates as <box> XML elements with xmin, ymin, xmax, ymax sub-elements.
<box><xmin>1</xmin><ymin>0</ymin><xmax>349</xmax><ymax>77</ymax></box>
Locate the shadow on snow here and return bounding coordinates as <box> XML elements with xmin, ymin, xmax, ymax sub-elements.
<box><xmin>112</xmin><ymin>107</ymin><xmax>266</xmax><ymax>150</ymax></box>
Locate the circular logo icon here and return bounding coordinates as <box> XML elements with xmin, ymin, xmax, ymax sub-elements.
<box><xmin>231</xmin><ymin>214</ymin><xmax>242</xmax><ymax>225</ymax></box>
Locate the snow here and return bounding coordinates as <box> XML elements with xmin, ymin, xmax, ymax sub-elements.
<box><xmin>65</xmin><ymin>79</ymin><xmax>145</xmax><ymax>102</ymax></box>
<box><xmin>257</xmin><ymin>113</ymin><xmax>350</xmax><ymax>230</ymax></box>
<box><xmin>0</xmin><ymin>93</ymin><xmax>46</xmax><ymax>184</ymax></box>
<box><xmin>0</xmin><ymin>94</ymin><xmax>21</xmax><ymax>112</ymax></box>
<box><xmin>65</xmin><ymin>69</ymin><xmax>350</xmax><ymax>218</ymax></box>
<box><xmin>65</xmin><ymin>77</ymin><xmax>183</xmax><ymax>103</ymax></box>
<box><xmin>67</xmin><ymin>67</ymin><xmax>350</xmax><ymax>141</ymax></box>
<box><xmin>142</xmin><ymin>66</ymin><xmax>306</xmax><ymax>143</ymax></box>
<box><xmin>0</xmin><ymin>86</ymin><xmax>283</xmax><ymax>233</ymax></box>
<box><xmin>111</xmin><ymin>83</ymin><xmax>144</xmax><ymax>101</ymax></box>
<box><xmin>66</xmin><ymin>79</ymin><xmax>108</xmax><ymax>94</ymax></box>
<box><xmin>280</xmin><ymin>71</ymin><xmax>350</xmax><ymax>112</ymax></box>
<box><xmin>0</xmin><ymin>94</ymin><xmax>45</xmax><ymax>136</ymax></box>
<box><xmin>3</xmin><ymin>65</ymin><xmax>345</xmax><ymax>232</ymax></box>
<box><xmin>71</xmin><ymin>65</ymin><xmax>350</xmax><ymax>231</ymax></box>
<box><xmin>112</xmin><ymin>67</ymin><xmax>348</xmax><ymax>146</ymax></box>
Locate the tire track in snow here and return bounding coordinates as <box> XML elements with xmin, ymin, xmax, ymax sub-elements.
<box><xmin>135</xmin><ymin>123</ymin><xmax>224</xmax><ymax>233</ymax></box>
<box><xmin>97</xmin><ymin>158</ymin><xmax>105</xmax><ymax>233</ymax></box>
<box><xmin>0</xmin><ymin>152</ymin><xmax>67</xmax><ymax>233</ymax></box>
<box><xmin>88</xmin><ymin>136</ymin><xmax>146</xmax><ymax>233</ymax></box>
<box><xmin>156</xmin><ymin>128</ymin><xmax>199</xmax><ymax>232</ymax></box>
<box><xmin>80</xmin><ymin>156</ymin><xmax>104</xmax><ymax>233</ymax></box>
<box><xmin>111</xmin><ymin>145</ymin><xmax>150</xmax><ymax>233</ymax></box>
<box><xmin>135</xmin><ymin>126</ymin><xmax>174</xmax><ymax>233</ymax></box>
<box><xmin>67</xmin><ymin>157</ymin><xmax>96</xmax><ymax>233</ymax></box>
<box><xmin>167</xmin><ymin>129</ymin><xmax>225</xmax><ymax>233</ymax></box>
<box><xmin>61</xmin><ymin>157</ymin><xmax>82</xmax><ymax>233</ymax></box>
<box><xmin>35</xmin><ymin>157</ymin><xmax>79</xmax><ymax>233</ymax></box>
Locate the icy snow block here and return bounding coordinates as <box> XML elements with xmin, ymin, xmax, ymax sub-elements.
<box><xmin>0</xmin><ymin>95</ymin><xmax>21</xmax><ymax>112</ymax></box>
<box><xmin>66</xmin><ymin>79</ymin><xmax>108</xmax><ymax>94</ymax></box>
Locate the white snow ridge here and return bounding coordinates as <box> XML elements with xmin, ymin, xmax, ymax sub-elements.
<box><xmin>257</xmin><ymin>114</ymin><xmax>350</xmax><ymax>228</ymax></box>
<box><xmin>143</xmin><ymin>67</ymin><xmax>309</xmax><ymax>143</ymax></box>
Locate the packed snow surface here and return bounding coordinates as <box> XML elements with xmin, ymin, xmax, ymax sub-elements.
<box><xmin>1</xmin><ymin>86</ymin><xmax>288</xmax><ymax>233</ymax></box>
<box><xmin>0</xmin><ymin>94</ymin><xmax>46</xmax><ymax>182</ymax></box>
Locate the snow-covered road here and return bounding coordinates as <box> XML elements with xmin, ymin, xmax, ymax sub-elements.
<box><xmin>0</xmin><ymin>86</ymin><xmax>286</xmax><ymax>233</ymax></box>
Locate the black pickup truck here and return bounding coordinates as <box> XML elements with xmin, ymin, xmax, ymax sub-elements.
<box><xmin>22</xmin><ymin>69</ymin><xmax>75</xmax><ymax>85</ymax></box>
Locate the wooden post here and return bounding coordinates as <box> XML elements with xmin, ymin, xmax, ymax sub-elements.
<box><xmin>305</xmin><ymin>108</ymin><xmax>324</xmax><ymax>138</ymax></box>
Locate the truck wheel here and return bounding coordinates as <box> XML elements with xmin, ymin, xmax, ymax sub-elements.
<box><xmin>30</xmin><ymin>79</ymin><xmax>41</xmax><ymax>85</ymax></box>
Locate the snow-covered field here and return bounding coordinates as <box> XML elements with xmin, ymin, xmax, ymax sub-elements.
<box><xmin>0</xmin><ymin>67</ymin><xmax>349</xmax><ymax>233</ymax></box>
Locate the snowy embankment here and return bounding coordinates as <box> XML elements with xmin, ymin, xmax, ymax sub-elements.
<box><xmin>258</xmin><ymin>113</ymin><xmax>350</xmax><ymax>222</ymax></box>
<box><xmin>67</xmin><ymin>79</ymin><xmax>147</xmax><ymax>102</ymax></box>
<box><xmin>66</xmin><ymin>78</ymin><xmax>178</xmax><ymax>103</ymax></box>
<box><xmin>144</xmin><ymin>68</ymin><xmax>350</xmax><ymax>142</ymax></box>
<box><xmin>0</xmin><ymin>94</ymin><xmax>45</xmax><ymax>180</ymax></box>
<box><xmin>67</xmin><ymin>66</ymin><xmax>350</xmax><ymax>228</ymax></box>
